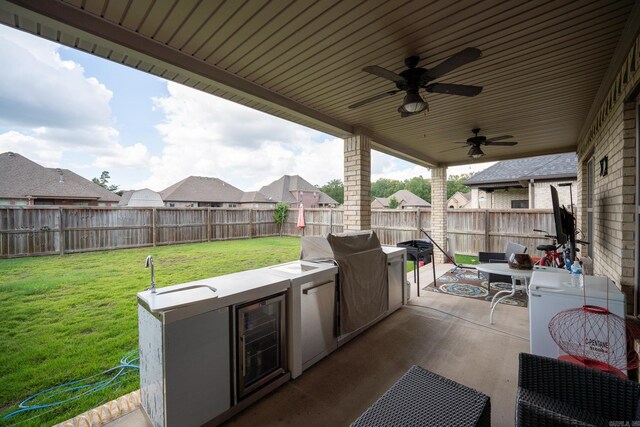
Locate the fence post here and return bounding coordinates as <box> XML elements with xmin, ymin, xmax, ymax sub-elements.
<box><xmin>484</xmin><ymin>209</ymin><xmax>490</xmax><ymax>252</ymax></box>
<box><xmin>152</xmin><ymin>208</ymin><xmax>157</xmax><ymax>247</ymax></box>
<box><xmin>249</xmin><ymin>209</ymin><xmax>254</xmax><ymax>239</ymax></box>
<box><xmin>416</xmin><ymin>208</ymin><xmax>421</xmax><ymax>238</ymax></box>
<box><xmin>329</xmin><ymin>209</ymin><xmax>333</xmax><ymax>234</ymax></box>
<box><xmin>207</xmin><ymin>209</ymin><xmax>212</xmax><ymax>242</ymax></box>
<box><xmin>58</xmin><ymin>207</ymin><xmax>65</xmax><ymax>255</ymax></box>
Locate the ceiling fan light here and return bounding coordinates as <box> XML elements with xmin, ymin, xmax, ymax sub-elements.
<box><xmin>402</xmin><ymin>91</ymin><xmax>427</xmax><ymax>113</ymax></box>
<box><xmin>468</xmin><ymin>145</ymin><xmax>484</xmax><ymax>158</ymax></box>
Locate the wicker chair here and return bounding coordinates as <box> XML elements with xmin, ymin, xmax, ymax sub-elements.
<box><xmin>478</xmin><ymin>242</ymin><xmax>526</xmax><ymax>291</ymax></box>
<box><xmin>516</xmin><ymin>353</ymin><xmax>640</xmax><ymax>426</ymax></box>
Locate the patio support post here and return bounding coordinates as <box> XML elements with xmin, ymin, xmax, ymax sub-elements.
<box><xmin>343</xmin><ymin>134</ymin><xmax>371</xmax><ymax>231</ymax></box>
<box><xmin>431</xmin><ymin>167</ymin><xmax>448</xmax><ymax>263</ymax></box>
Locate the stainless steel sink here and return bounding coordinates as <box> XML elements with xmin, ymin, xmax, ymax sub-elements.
<box><xmin>150</xmin><ymin>285</ymin><xmax>218</xmax><ymax>312</ymax></box>
<box><xmin>269</xmin><ymin>261</ymin><xmax>319</xmax><ymax>274</ymax></box>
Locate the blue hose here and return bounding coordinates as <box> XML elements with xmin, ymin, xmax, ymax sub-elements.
<box><xmin>2</xmin><ymin>350</ymin><xmax>139</xmax><ymax>421</ymax></box>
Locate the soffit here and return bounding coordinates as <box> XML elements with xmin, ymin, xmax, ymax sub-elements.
<box><xmin>0</xmin><ymin>0</ymin><xmax>635</xmax><ymax>167</ymax></box>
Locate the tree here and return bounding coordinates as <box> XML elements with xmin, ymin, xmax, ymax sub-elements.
<box><xmin>388</xmin><ymin>196</ymin><xmax>399</xmax><ymax>209</ymax></box>
<box><xmin>446</xmin><ymin>173</ymin><xmax>472</xmax><ymax>199</ymax></box>
<box><xmin>273</xmin><ymin>203</ymin><xmax>289</xmax><ymax>237</ymax></box>
<box><xmin>318</xmin><ymin>179</ymin><xmax>344</xmax><ymax>204</ymax></box>
<box><xmin>404</xmin><ymin>176</ymin><xmax>431</xmax><ymax>202</ymax></box>
<box><xmin>92</xmin><ymin>171</ymin><xmax>120</xmax><ymax>192</ymax></box>
<box><xmin>371</xmin><ymin>178</ymin><xmax>404</xmax><ymax>198</ymax></box>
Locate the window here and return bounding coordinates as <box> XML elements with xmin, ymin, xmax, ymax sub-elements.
<box><xmin>511</xmin><ymin>200</ymin><xmax>529</xmax><ymax>209</ymax></box>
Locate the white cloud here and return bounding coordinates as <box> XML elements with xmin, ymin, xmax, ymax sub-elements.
<box><xmin>0</xmin><ymin>26</ymin><xmax>491</xmax><ymax>192</ymax></box>
<box><xmin>0</xmin><ymin>28</ymin><xmax>112</xmax><ymax>129</ymax></box>
<box><xmin>137</xmin><ymin>82</ymin><xmax>343</xmax><ymax>191</ymax></box>
<box><xmin>0</xmin><ymin>25</ymin><xmax>150</xmax><ymax>173</ymax></box>
<box><xmin>0</xmin><ymin>130</ymin><xmax>63</xmax><ymax>165</ymax></box>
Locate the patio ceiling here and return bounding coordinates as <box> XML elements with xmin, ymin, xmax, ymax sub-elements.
<box><xmin>0</xmin><ymin>0</ymin><xmax>637</xmax><ymax>167</ymax></box>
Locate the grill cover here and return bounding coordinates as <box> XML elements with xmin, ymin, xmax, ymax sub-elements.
<box><xmin>308</xmin><ymin>231</ymin><xmax>388</xmax><ymax>335</ymax></box>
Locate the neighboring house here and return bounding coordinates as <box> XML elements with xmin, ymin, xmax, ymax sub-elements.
<box><xmin>372</xmin><ymin>190</ymin><xmax>431</xmax><ymax>209</ymax></box>
<box><xmin>448</xmin><ymin>191</ymin><xmax>471</xmax><ymax>209</ymax></box>
<box><xmin>0</xmin><ymin>152</ymin><xmax>121</xmax><ymax>206</ymax></box>
<box><xmin>160</xmin><ymin>176</ymin><xmax>246</xmax><ymax>208</ymax></box>
<box><xmin>240</xmin><ymin>191</ymin><xmax>276</xmax><ymax>209</ymax></box>
<box><xmin>119</xmin><ymin>189</ymin><xmax>164</xmax><ymax>207</ymax></box>
<box><xmin>259</xmin><ymin>175</ymin><xmax>338</xmax><ymax>208</ymax></box>
<box><xmin>371</xmin><ymin>197</ymin><xmax>389</xmax><ymax>209</ymax></box>
<box><xmin>464</xmin><ymin>153</ymin><xmax>577</xmax><ymax>209</ymax></box>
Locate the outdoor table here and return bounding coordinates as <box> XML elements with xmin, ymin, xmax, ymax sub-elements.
<box><xmin>350</xmin><ymin>365</ymin><xmax>491</xmax><ymax>427</ymax></box>
<box><xmin>476</xmin><ymin>263</ymin><xmax>566</xmax><ymax>324</ymax></box>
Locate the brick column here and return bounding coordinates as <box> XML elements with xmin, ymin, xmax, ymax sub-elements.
<box><xmin>343</xmin><ymin>135</ymin><xmax>371</xmax><ymax>231</ymax></box>
<box><xmin>431</xmin><ymin>167</ymin><xmax>448</xmax><ymax>263</ymax></box>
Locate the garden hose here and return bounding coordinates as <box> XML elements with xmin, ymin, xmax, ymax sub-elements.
<box><xmin>2</xmin><ymin>350</ymin><xmax>139</xmax><ymax>421</ymax></box>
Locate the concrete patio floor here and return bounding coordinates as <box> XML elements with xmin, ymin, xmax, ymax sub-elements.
<box><xmin>104</xmin><ymin>263</ymin><xmax>530</xmax><ymax>427</ymax></box>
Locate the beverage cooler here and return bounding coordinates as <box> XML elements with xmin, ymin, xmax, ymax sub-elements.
<box><xmin>234</xmin><ymin>293</ymin><xmax>287</xmax><ymax>401</ymax></box>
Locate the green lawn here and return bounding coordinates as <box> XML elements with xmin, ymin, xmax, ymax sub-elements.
<box><xmin>0</xmin><ymin>237</ymin><xmax>300</xmax><ymax>426</ymax></box>
<box><xmin>405</xmin><ymin>253</ymin><xmax>478</xmax><ymax>272</ymax></box>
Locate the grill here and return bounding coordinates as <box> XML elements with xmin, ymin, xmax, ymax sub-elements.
<box><xmin>397</xmin><ymin>239</ymin><xmax>435</xmax><ymax>297</ymax></box>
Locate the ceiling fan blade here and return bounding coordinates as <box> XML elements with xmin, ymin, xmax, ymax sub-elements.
<box><xmin>439</xmin><ymin>145</ymin><xmax>466</xmax><ymax>153</ymax></box>
<box><xmin>425</xmin><ymin>47</ymin><xmax>482</xmax><ymax>80</ymax></box>
<box><xmin>363</xmin><ymin>65</ymin><xmax>407</xmax><ymax>83</ymax></box>
<box><xmin>486</xmin><ymin>135</ymin><xmax>514</xmax><ymax>142</ymax></box>
<box><xmin>485</xmin><ymin>141</ymin><xmax>518</xmax><ymax>146</ymax></box>
<box><xmin>348</xmin><ymin>90</ymin><xmax>401</xmax><ymax>109</ymax></box>
<box><xmin>425</xmin><ymin>83</ymin><xmax>482</xmax><ymax>97</ymax></box>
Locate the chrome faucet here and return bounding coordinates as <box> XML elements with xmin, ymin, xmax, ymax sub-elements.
<box><xmin>145</xmin><ymin>255</ymin><xmax>156</xmax><ymax>293</ymax></box>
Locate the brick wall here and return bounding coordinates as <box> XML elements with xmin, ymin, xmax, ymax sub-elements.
<box><xmin>431</xmin><ymin>167</ymin><xmax>447</xmax><ymax>263</ymax></box>
<box><xmin>533</xmin><ymin>181</ymin><xmax>576</xmax><ymax>210</ymax></box>
<box><xmin>470</xmin><ymin>182</ymin><xmax>574</xmax><ymax>210</ymax></box>
<box><xmin>343</xmin><ymin>135</ymin><xmax>371</xmax><ymax>231</ymax></box>
<box><xmin>576</xmin><ymin>35</ymin><xmax>640</xmax><ymax>314</ymax></box>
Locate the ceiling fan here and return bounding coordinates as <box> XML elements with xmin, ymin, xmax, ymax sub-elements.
<box><xmin>348</xmin><ymin>47</ymin><xmax>483</xmax><ymax>117</ymax></box>
<box><xmin>446</xmin><ymin>128</ymin><xmax>518</xmax><ymax>158</ymax></box>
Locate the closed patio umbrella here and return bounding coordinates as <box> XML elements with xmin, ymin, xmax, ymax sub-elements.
<box><xmin>297</xmin><ymin>203</ymin><xmax>305</xmax><ymax>235</ymax></box>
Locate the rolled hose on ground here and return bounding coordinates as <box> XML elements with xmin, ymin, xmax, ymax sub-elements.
<box><xmin>2</xmin><ymin>350</ymin><xmax>139</xmax><ymax>421</ymax></box>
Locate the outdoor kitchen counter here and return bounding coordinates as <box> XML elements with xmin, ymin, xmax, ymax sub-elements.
<box><xmin>137</xmin><ymin>260</ymin><xmax>337</xmax><ymax>323</ymax></box>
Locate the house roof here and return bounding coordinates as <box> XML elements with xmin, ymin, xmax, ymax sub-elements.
<box><xmin>373</xmin><ymin>191</ymin><xmax>430</xmax><ymax>208</ymax></box>
<box><xmin>390</xmin><ymin>189</ymin><xmax>431</xmax><ymax>207</ymax></box>
<box><xmin>259</xmin><ymin>175</ymin><xmax>338</xmax><ymax>205</ymax></box>
<box><xmin>449</xmin><ymin>191</ymin><xmax>471</xmax><ymax>202</ymax></box>
<box><xmin>464</xmin><ymin>153</ymin><xmax>577</xmax><ymax>186</ymax></box>
<box><xmin>160</xmin><ymin>176</ymin><xmax>245</xmax><ymax>203</ymax></box>
<box><xmin>54</xmin><ymin>168</ymin><xmax>121</xmax><ymax>202</ymax></box>
<box><xmin>0</xmin><ymin>152</ymin><xmax>120</xmax><ymax>202</ymax></box>
<box><xmin>240</xmin><ymin>191</ymin><xmax>272</xmax><ymax>203</ymax></box>
<box><xmin>118</xmin><ymin>188</ymin><xmax>164</xmax><ymax>206</ymax></box>
<box><xmin>372</xmin><ymin>197</ymin><xmax>389</xmax><ymax>208</ymax></box>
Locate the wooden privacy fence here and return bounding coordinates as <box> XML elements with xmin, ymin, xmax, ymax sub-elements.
<box><xmin>0</xmin><ymin>206</ymin><xmax>555</xmax><ymax>258</ymax></box>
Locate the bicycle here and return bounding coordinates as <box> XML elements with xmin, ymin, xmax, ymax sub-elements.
<box><xmin>533</xmin><ymin>229</ymin><xmax>567</xmax><ymax>268</ymax></box>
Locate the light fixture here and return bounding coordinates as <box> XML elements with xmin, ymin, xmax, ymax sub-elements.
<box><xmin>401</xmin><ymin>90</ymin><xmax>427</xmax><ymax>113</ymax></box>
<box><xmin>468</xmin><ymin>145</ymin><xmax>484</xmax><ymax>158</ymax></box>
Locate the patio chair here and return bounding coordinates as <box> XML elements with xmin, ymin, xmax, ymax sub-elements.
<box><xmin>516</xmin><ymin>352</ymin><xmax>640</xmax><ymax>426</ymax></box>
<box><xmin>478</xmin><ymin>242</ymin><xmax>526</xmax><ymax>292</ymax></box>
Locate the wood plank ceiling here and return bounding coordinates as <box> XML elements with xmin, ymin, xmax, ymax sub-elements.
<box><xmin>0</xmin><ymin>0</ymin><xmax>635</xmax><ymax>167</ymax></box>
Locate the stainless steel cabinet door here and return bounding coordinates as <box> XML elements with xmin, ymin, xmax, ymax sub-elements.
<box><xmin>301</xmin><ymin>280</ymin><xmax>337</xmax><ymax>369</ymax></box>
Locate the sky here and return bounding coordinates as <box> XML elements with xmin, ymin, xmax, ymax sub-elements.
<box><xmin>0</xmin><ymin>25</ymin><xmax>492</xmax><ymax>193</ymax></box>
